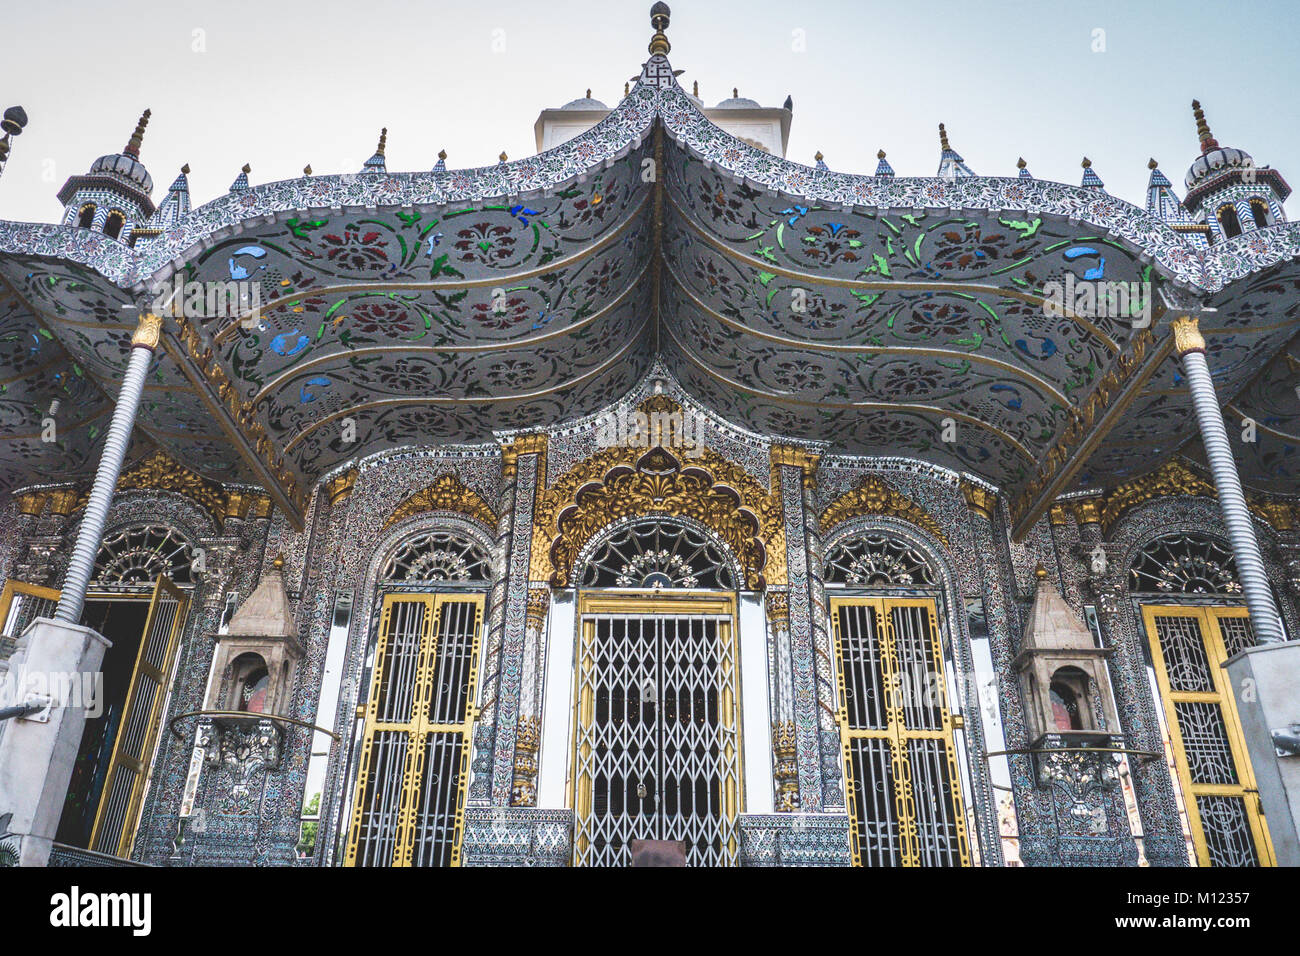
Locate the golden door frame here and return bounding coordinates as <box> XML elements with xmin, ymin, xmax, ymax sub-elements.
<box><xmin>345</xmin><ymin>591</ymin><xmax>484</xmax><ymax>867</ymax></box>
<box><xmin>830</xmin><ymin>594</ymin><xmax>972</xmax><ymax>867</ymax></box>
<box><xmin>569</xmin><ymin>590</ymin><xmax>744</xmax><ymax>866</ymax></box>
<box><xmin>1</xmin><ymin>576</ymin><xmax>189</xmax><ymax>859</ymax></box>
<box><xmin>1141</xmin><ymin>604</ymin><xmax>1275</xmax><ymax>867</ymax></box>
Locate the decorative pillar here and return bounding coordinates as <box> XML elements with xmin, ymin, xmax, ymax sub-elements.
<box><xmin>511</xmin><ymin>587</ymin><xmax>550</xmax><ymax>806</ymax></box>
<box><xmin>1172</xmin><ymin>315</ymin><xmax>1285</xmax><ymax>644</ymax></box>
<box><xmin>764</xmin><ymin>592</ymin><xmax>799</xmax><ymax>812</ymax></box>
<box><xmin>55</xmin><ymin>312</ymin><xmax>162</xmax><ymax>624</ymax></box>
<box><xmin>470</xmin><ymin>434</ymin><xmax>544</xmax><ymax>807</ymax></box>
<box><xmin>773</xmin><ymin>445</ymin><xmax>827</xmax><ymax>811</ymax></box>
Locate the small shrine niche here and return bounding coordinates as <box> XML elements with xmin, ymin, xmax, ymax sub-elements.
<box><xmin>1015</xmin><ymin>566</ymin><xmax>1120</xmax><ymax>748</ymax></box>
<box><xmin>206</xmin><ymin>555</ymin><xmax>301</xmax><ymax>717</ymax></box>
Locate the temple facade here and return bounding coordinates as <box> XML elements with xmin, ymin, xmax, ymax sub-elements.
<box><xmin>1</xmin><ymin>5</ymin><xmax>1299</xmax><ymax>868</ymax></box>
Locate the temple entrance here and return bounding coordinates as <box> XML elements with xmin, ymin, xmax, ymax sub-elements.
<box><xmin>1131</xmin><ymin>531</ymin><xmax>1276</xmax><ymax>867</ymax></box>
<box><xmin>1141</xmin><ymin>605</ymin><xmax>1274</xmax><ymax>866</ymax></box>
<box><xmin>572</xmin><ymin>592</ymin><xmax>740</xmax><ymax>866</ymax></box>
<box><xmin>344</xmin><ymin>528</ymin><xmax>491</xmax><ymax>867</ymax></box>
<box><xmin>825</xmin><ymin>531</ymin><xmax>971</xmax><ymax>867</ymax></box>
<box><xmin>569</xmin><ymin>518</ymin><xmax>742</xmax><ymax>867</ymax></box>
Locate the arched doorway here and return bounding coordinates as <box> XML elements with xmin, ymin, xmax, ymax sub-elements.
<box><xmin>343</xmin><ymin>526</ymin><xmax>492</xmax><ymax>867</ymax></box>
<box><xmin>824</xmin><ymin>528</ymin><xmax>972</xmax><ymax>867</ymax></box>
<box><xmin>570</xmin><ymin>516</ymin><xmax>743</xmax><ymax>866</ymax></box>
<box><xmin>1131</xmin><ymin>531</ymin><xmax>1275</xmax><ymax>866</ymax></box>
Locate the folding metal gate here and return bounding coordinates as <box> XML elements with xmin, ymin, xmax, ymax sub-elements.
<box><xmin>831</xmin><ymin>596</ymin><xmax>970</xmax><ymax>867</ymax></box>
<box><xmin>346</xmin><ymin>593</ymin><xmax>483</xmax><ymax>867</ymax></box>
<box><xmin>572</xmin><ymin>593</ymin><xmax>740</xmax><ymax>866</ymax></box>
<box><xmin>1142</xmin><ymin>605</ymin><xmax>1274</xmax><ymax>866</ymax></box>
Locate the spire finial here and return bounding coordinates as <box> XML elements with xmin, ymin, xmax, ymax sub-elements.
<box><xmin>877</xmin><ymin>149</ymin><xmax>886</xmax><ymax>159</ymax></box>
<box><xmin>649</xmin><ymin>2</ymin><xmax>671</xmax><ymax>56</ymax></box>
<box><xmin>1148</xmin><ymin>157</ymin><xmax>1159</xmax><ymax>170</ymax></box>
<box><xmin>499</xmin><ymin>151</ymin><xmax>508</xmax><ymax>163</ymax></box>
<box><xmin>733</xmin><ymin>87</ymin><xmax>739</xmax><ymax>99</ymax></box>
<box><xmin>303</xmin><ymin>164</ymin><xmax>312</xmax><ymax>176</ymax></box>
<box><xmin>1034</xmin><ymin>563</ymin><xmax>1048</xmax><ymax>580</ymax></box>
<box><xmin>1191</xmin><ymin>99</ymin><xmax>1220</xmax><ymax>151</ymax></box>
<box><xmin>938</xmin><ymin>123</ymin><xmax>950</xmax><ymax>151</ymax></box>
<box><xmin>272</xmin><ymin>554</ymin><xmax>285</xmax><ymax>570</ymax></box>
<box><xmin>586</xmin><ymin>88</ymin><xmax>592</xmax><ymax>99</ymax></box>
<box><xmin>1016</xmin><ymin>156</ymin><xmax>1027</xmax><ymax>169</ymax></box>
<box><xmin>123</xmin><ymin>108</ymin><xmax>151</xmax><ymax>158</ymax></box>
<box><xmin>180</xmin><ymin>163</ymin><xmax>191</xmax><ymax>175</ymax></box>
<box><xmin>241</xmin><ymin>163</ymin><xmax>251</xmax><ymax>174</ymax></box>
<box><xmin>375</xmin><ymin>127</ymin><xmax>387</xmax><ymax>157</ymax></box>
<box><xmin>438</xmin><ymin>149</ymin><xmax>447</xmax><ymax>161</ymax></box>
<box><xmin>624</xmin><ymin>81</ymin><xmax>630</xmax><ymax>97</ymax></box>
<box><xmin>814</xmin><ymin>150</ymin><xmax>823</xmax><ymax>161</ymax></box>
<box><xmin>693</xmin><ymin>80</ymin><xmax>699</xmax><ymax>97</ymax></box>
<box><xmin>1081</xmin><ymin>156</ymin><xmax>1092</xmax><ymax>168</ymax></box>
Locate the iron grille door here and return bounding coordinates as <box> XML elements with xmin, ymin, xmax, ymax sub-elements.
<box><xmin>346</xmin><ymin>593</ymin><xmax>483</xmax><ymax>867</ymax></box>
<box><xmin>832</xmin><ymin>597</ymin><xmax>970</xmax><ymax>867</ymax></box>
<box><xmin>1142</xmin><ymin>605</ymin><xmax>1274</xmax><ymax>866</ymax></box>
<box><xmin>89</xmin><ymin>575</ymin><xmax>188</xmax><ymax>858</ymax></box>
<box><xmin>573</xmin><ymin>596</ymin><xmax>739</xmax><ymax>866</ymax></box>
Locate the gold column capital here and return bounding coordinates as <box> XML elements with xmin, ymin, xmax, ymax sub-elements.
<box><xmin>325</xmin><ymin>468</ymin><xmax>358</xmax><ymax>505</ymax></box>
<box><xmin>1048</xmin><ymin>504</ymin><xmax>1070</xmax><ymax>527</ymax></box>
<box><xmin>1171</xmin><ymin>315</ymin><xmax>1206</xmax><ymax>356</ymax></box>
<box><xmin>1072</xmin><ymin>497</ymin><xmax>1103</xmax><ymax>526</ymax></box>
<box><xmin>961</xmin><ymin>480</ymin><xmax>996</xmax><ymax>521</ymax></box>
<box><xmin>131</xmin><ymin>312</ymin><xmax>164</xmax><ymax>350</ymax></box>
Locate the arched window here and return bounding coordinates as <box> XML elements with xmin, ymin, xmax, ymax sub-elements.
<box><xmin>379</xmin><ymin>528</ymin><xmax>491</xmax><ymax>585</ymax></box>
<box><xmin>1129</xmin><ymin>532</ymin><xmax>1239</xmax><ymax>594</ymax></box>
<box><xmin>77</xmin><ymin>204</ymin><xmax>96</xmax><ymax>229</ymax></box>
<box><xmin>103</xmin><ymin>211</ymin><xmax>126</xmax><ymax>240</ymax></box>
<box><xmin>1217</xmin><ymin>205</ymin><xmax>1242</xmax><ymax>239</ymax></box>
<box><xmin>824</xmin><ymin>530</ymin><xmax>938</xmax><ymax>587</ymax></box>
<box><xmin>92</xmin><ymin>523</ymin><xmax>197</xmax><ymax>588</ymax></box>
<box><xmin>1048</xmin><ymin>666</ymin><xmax>1090</xmax><ymax>731</ymax></box>
<box><xmin>578</xmin><ymin>517</ymin><xmax>736</xmax><ymax>589</ymax></box>
<box><xmin>231</xmin><ymin>653</ymin><xmax>270</xmax><ymax>714</ymax></box>
<box><xmin>1250</xmin><ymin>199</ymin><xmax>1271</xmax><ymax>230</ymax></box>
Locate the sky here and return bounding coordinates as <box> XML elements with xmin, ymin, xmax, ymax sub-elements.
<box><xmin>0</xmin><ymin>0</ymin><xmax>1297</xmax><ymax>224</ymax></box>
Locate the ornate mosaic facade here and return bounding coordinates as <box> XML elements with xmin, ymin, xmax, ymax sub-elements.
<box><xmin>2</xmin><ymin>6</ymin><xmax>1298</xmax><ymax>868</ymax></box>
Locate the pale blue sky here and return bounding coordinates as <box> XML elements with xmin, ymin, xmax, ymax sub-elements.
<box><xmin>0</xmin><ymin>0</ymin><xmax>1296</xmax><ymax>223</ymax></box>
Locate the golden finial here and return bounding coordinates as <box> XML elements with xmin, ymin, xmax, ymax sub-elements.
<box><xmin>732</xmin><ymin>87</ymin><xmax>739</xmax><ymax>99</ymax></box>
<box><xmin>1034</xmin><ymin>563</ymin><xmax>1048</xmax><ymax>579</ymax></box>
<box><xmin>624</xmin><ymin>81</ymin><xmax>630</xmax><ymax>97</ymax></box>
<box><xmin>649</xmin><ymin>2</ymin><xmax>671</xmax><ymax>56</ymax></box>
<box><xmin>1191</xmin><ymin>99</ymin><xmax>1219</xmax><ymax>151</ymax></box>
<box><xmin>499</xmin><ymin>151</ymin><xmax>508</xmax><ymax>163</ymax></box>
<box><xmin>814</xmin><ymin>150</ymin><xmax>823</xmax><ymax>162</ymax></box>
<box><xmin>1148</xmin><ymin>157</ymin><xmax>1159</xmax><ymax>170</ymax></box>
<box><xmin>938</xmin><ymin>123</ymin><xmax>951</xmax><ymax>151</ymax></box>
<box><xmin>1081</xmin><ymin>156</ymin><xmax>1092</xmax><ymax>168</ymax></box>
<box><xmin>272</xmin><ymin>554</ymin><xmax>285</xmax><ymax>570</ymax></box>
<box><xmin>123</xmin><ymin>108</ymin><xmax>151</xmax><ymax>158</ymax></box>
<box><xmin>375</xmin><ymin>127</ymin><xmax>387</xmax><ymax>157</ymax></box>
<box><xmin>438</xmin><ymin>149</ymin><xmax>447</xmax><ymax>161</ymax></box>
<box><xmin>692</xmin><ymin>80</ymin><xmax>699</xmax><ymax>97</ymax></box>
<box><xmin>1016</xmin><ymin>156</ymin><xmax>1027</xmax><ymax>169</ymax></box>
<box><xmin>585</xmin><ymin>88</ymin><xmax>592</xmax><ymax>99</ymax></box>
<box><xmin>303</xmin><ymin>164</ymin><xmax>312</xmax><ymax>176</ymax></box>
<box><xmin>878</xmin><ymin>149</ymin><xmax>887</xmax><ymax>160</ymax></box>
<box><xmin>180</xmin><ymin>163</ymin><xmax>190</xmax><ymax>175</ymax></box>
<box><xmin>242</xmin><ymin>163</ymin><xmax>251</xmax><ymax>174</ymax></box>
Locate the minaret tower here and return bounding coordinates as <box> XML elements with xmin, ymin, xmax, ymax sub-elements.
<box><xmin>1182</xmin><ymin>99</ymin><xmax>1290</xmax><ymax>243</ymax></box>
<box><xmin>56</xmin><ymin>109</ymin><xmax>157</xmax><ymax>245</ymax></box>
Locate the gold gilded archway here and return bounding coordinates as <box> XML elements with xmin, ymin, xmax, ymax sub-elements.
<box><xmin>820</xmin><ymin>475</ymin><xmax>947</xmax><ymax>547</ymax></box>
<box><xmin>383</xmin><ymin>472</ymin><xmax>498</xmax><ymax>531</ymax></box>
<box><xmin>532</xmin><ymin>443</ymin><xmax>785</xmax><ymax>590</ymax></box>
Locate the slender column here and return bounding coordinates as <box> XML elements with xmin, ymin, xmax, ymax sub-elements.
<box><xmin>55</xmin><ymin>313</ymin><xmax>162</xmax><ymax>624</ymax></box>
<box><xmin>1172</xmin><ymin>316</ymin><xmax>1285</xmax><ymax>644</ymax></box>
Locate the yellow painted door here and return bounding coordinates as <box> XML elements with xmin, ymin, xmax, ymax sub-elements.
<box><xmin>1142</xmin><ymin>605</ymin><xmax>1274</xmax><ymax>866</ymax></box>
<box><xmin>832</xmin><ymin>596</ymin><xmax>970</xmax><ymax>867</ymax></box>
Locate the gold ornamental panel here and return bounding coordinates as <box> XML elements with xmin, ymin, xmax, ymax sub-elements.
<box><xmin>383</xmin><ymin>472</ymin><xmax>498</xmax><ymax>531</ymax></box>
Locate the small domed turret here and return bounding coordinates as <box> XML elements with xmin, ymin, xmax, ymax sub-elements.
<box><xmin>56</xmin><ymin>109</ymin><xmax>156</xmax><ymax>244</ymax></box>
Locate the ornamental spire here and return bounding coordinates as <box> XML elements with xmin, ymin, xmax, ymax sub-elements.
<box><xmin>936</xmin><ymin>123</ymin><xmax>974</xmax><ymax>179</ymax></box>
<box><xmin>1080</xmin><ymin>156</ymin><xmax>1104</xmax><ymax>189</ymax></box>
<box><xmin>1191</xmin><ymin>99</ymin><xmax>1220</xmax><ymax>152</ymax></box>
<box><xmin>1017</xmin><ymin>156</ymin><xmax>1032</xmax><ymax>179</ymax></box>
<box><xmin>123</xmin><ymin>108</ymin><xmax>151</xmax><ymax>159</ymax></box>
<box><xmin>229</xmin><ymin>163</ymin><xmax>251</xmax><ymax>193</ymax></box>
<box><xmin>814</xmin><ymin>150</ymin><xmax>827</xmax><ymax>171</ymax></box>
<box><xmin>649</xmin><ymin>2</ymin><xmax>671</xmax><ymax>56</ymax></box>
<box><xmin>363</xmin><ymin>128</ymin><xmax>387</xmax><ymax>172</ymax></box>
<box><xmin>875</xmin><ymin>149</ymin><xmax>894</xmax><ymax>178</ymax></box>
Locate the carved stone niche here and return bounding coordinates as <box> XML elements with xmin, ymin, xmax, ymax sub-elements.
<box><xmin>1015</xmin><ymin>566</ymin><xmax>1121</xmax><ymax>748</ymax></box>
<box><xmin>1015</xmin><ymin>567</ymin><xmax>1124</xmax><ymax>814</ymax></box>
<box><xmin>202</xmin><ymin>555</ymin><xmax>302</xmax><ymax>766</ymax></box>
